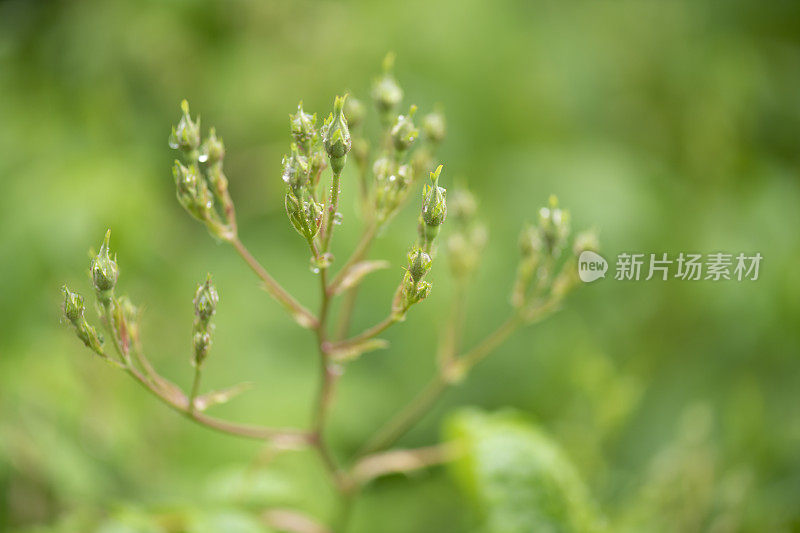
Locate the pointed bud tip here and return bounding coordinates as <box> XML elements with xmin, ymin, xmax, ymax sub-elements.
<box><xmin>180</xmin><ymin>99</ymin><xmax>190</xmax><ymax>115</ymax></box>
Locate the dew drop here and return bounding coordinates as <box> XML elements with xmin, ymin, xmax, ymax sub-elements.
<box><xmin>198</xmin><ymin>153</ymin><xmax>209</xmax><ymax>163</ymax></box>
<box><xmin>333</xmin><ymin>212</ymin><xmax>343</xmax><ymax>225</ymax></box>
<box><xmin>168</xmin><ymin>139</ymin><xmax>179</xmax><ymax>149</ymax></box>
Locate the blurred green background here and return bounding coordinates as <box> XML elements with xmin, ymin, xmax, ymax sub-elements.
<box><xmin>2</xmin><ymin>0</ymin><xmax>800</xmax><ymax>531</ymax></box>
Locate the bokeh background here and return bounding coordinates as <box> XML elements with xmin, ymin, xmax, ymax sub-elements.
<box><xmin>2</xmin><ymin>0</ymin><xmax>800</xmax><ymax>531</ymax></box>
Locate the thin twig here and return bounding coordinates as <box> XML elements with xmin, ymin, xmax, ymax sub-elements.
<box><xmin>231</xmin><ymin>237</ymin><xmax>318</xmax><ymax>329</ymax></box>
<box><xmin>352</xmin><ymin>443</ymin><xmax>459</xmax><ymax>485</ymax></box>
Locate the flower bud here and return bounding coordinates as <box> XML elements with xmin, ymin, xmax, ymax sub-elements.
<box><xmin>422</xmin><ymin>108</ymin><xmax>446</xmax><ymax>145</ymax></box>
<box><xmin>199</xmin><ymin>127</ymin><xmax>225</xmax><ymax>164</ymax></box>
<box><xmin>173</xmin><ymin>160</ymin><xmax>214</xmax><ymax>221</ymax></box>
<box><xmin>391</xmin><ymin>105</ymin><xmax>419</xmax><ymax>152</ymax></box>
<box><xmin>62</xmin><ymin>285</ymin><xmax>104</xmax><ymax>356</ymax></box>
<box><xmin>90</xmin><ymin>230</ymin><xmax>119</xmax><ymax>301</ymax></box>
<box><xmin>281</xmin><ymin>144</ymin><xmax>310</xmax><ymax>191</ymax></box>
<box><xmin>407</xmin><ymin>247</ymin><xmax>432</xmax><ymax>282</ymax></box>
<box><xmin>538</xmin><ymin>195</ymin><xmax>570</xmax><ymax>254</ymax></box>
<box><xmin>193</xmin><ymin>331</ymin><xmax>212</xmax><ymax>366</ymax></box>
<box><xmin>169</xmin><ymin>99</ymin><xmax>201</xmax><ymax>153</ymax></box>
<box><xmin>449</xmin><ymin>188</ymin><xmax>478</xmax><ymax>226</ymax></box>
<box><xmin>322</xmin><ymin>95</ymin><xmax>352</xmax><ymax>174</ymax></box>
<box><xmin>573</xmin><ymin>229</ymin><xmax>600</xmax><ymax>255</ymax></box>
<box><xmin>421</xmin><ymin>165</ymin><xmax>447</xmax><ymax>227</ymax></box>
<box><xmin>289</xmin><ymin>102</ymin><xmax>318</xmax><ymax>153</ymax></box>
<box><xmin>62</xmin><ymin>284</ymin><xmax>84</xmax><ymax>323</ymax></box>
<box><xmin>285</xmin><ymin>189</ymin><xmax>324</xmax><ymax>241</ymax></box>
<box><xmin>193</xmin><ymin>275</ymin><xmax>219</xmax><ymax>323</ymax></box>
<box><xmin>418</xmin><ymin>165</ymin><xmax>447</xmax><ymax>250</ymax></box>
<box><xmin>372</xmin><ymin>53</ymin><xmax>403</xmax><ymax>121</ymax></box>
<box><xmin>344</xmin><ymin>95</ymin><xmax>366</xmax><ymax>129</ymax></box>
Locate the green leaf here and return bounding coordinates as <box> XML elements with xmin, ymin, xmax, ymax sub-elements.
<box><xmin>444</xmin><ymin>409</ymin><xmax>604</xmax><ymax>533</ymax></box>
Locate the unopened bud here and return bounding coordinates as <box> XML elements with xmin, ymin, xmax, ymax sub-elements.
<box><xmin>391</xmin><ymin>105</ymin><xmax>418</xmax><ymax>152</ymax></box>
<box><xmin>407</xmin><ymin>247</ymin><xmax>432</xmax><ymax>282</ymax></box>
<box><xmin>372</xmin><ymin>53</ymin><xmax>403</xmax><ymax>121</ymax></box>
<box><xmin>199</xmin><ymin>127</ymin><xmax>225</xmax><ymax>164</ymax></box>
<box><xmin>193</xmin><ymin>275</ymin><xmax>219</xmax><ymax>323</ymax></box>
<box><xmin>538</xmin><ymin>195</ymin><xmax>570</xmax><ymax>254</ymax></box>
<box><xmin>573</xmin><ymin>229</ymin><xmax>600</xmax><ymax>255</ymax></box>
<box><xmin>344</xmin><ymin>95</ymin><xmax>366</xmax><ymax>129</ymax></box>
<box><xmin>61</xmin><ymin>285</ymin><xmax>104</xmax><ymax>356</ymax></box>
<box><xmin>422</xmin><ymin>108</ymin><xmax>446</xmax><ymax>145</ymax></box>
<box><xmin>281</xmin><ymin>144</ymin><xmax>310</xmax><ymax>191</ymax></box>
<box><xmin>285</xmin><ymin>189</ymin><xmax>324</xmax><ymax>240</ymax></box>
<box><xmin>90</xmin><ymin>230</ymin><xmax>119</xmax><ymax>302</ymax></box>
<box><xmin>290</xmin><ymin>102</ymin><xmax>317</xmax><ymax>153</ymax></box>
<box><xmin>62</xmin><ymin>285</ymin><xmax>84</xmax><ymax>323</ymax></box>
<box><xmin>419</xmin><ymin>165</ymin><xmax>447</xmax><ymax>249</ymax></box>
<box><xmin>322</xmin><ymin>95</ymin><xmax>352</xmax><ymax>174</ymax></box>
<box><xmin>169</xmin><ymin>99</ymin><xmax>201</xmax><ymax>153</ymax></box>
<box><xmin>173</xmin><ymin>160</ymin><xmax>214</xmax><ymax>221</ymax></box>
<box><xmin>193</xmin><ymin>331</ymin><xmax>212</xmax><ymax>366</ymax></box>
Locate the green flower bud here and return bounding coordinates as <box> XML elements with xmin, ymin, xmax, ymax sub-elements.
<box><xmin>281</xmin><ymin>144</ymin><xmax>310</xmax><ymax>191</ymax></box>
<box><xmin>169</xmin><ymin>99</ymin><xmax>201</xmax><ymax>153</ymax></box>
<box><xmin>289</xmin><ymin>102</ymin><xmax>317</xmax><ymax>153</ymax></box>
<box><xmin>422</xmin><ymin>108</ymin><xmax>446</xmax><ymax>145</ymax></box>
<box><xmin>199</xmin><ymin>127</ymin><xmax>225</xmax><ymax>164</ymax></box>
<box><xmin>285</xmin><ymin>189</ymin><xmax>324</xmax><ymax>241</ymax></box>
<box><xmin>173</xmin><ymin>160</ymin><xmax>214</xmax><ymax>221</ymax></box>
<box><xmin>322</xmin><ymin>95</ymin><xmax>352</xmax><ymax>174</ymax></box>
<box><xmin>62</xmin><ymin>284</ymin><xmax>85</xmax><ymax>323</ymax></box>
<box><xmin>90</xmin><ymin>230</ymin><xmax>119</xmax><ymax>300</ymax></box>
<box><xmin>193</xmin><ymin>275</ymin><xmax>219</xmax><ymax>323</ymax></box>
<box><xmin>407</xmin><ymin>247</ymin><xmax>432</xmax><ymax>282</ymax></box>
<box><xmin>373</xmin><ymin>157</ymin><xmax>411</xmax><ymax>223</ymax></box>
<box><xmin>538</xmin><ymin>195</ymin><xmax>570</xmax><ymax>254</ymax></box>
<box><xmin>418</xmin><ymin>165</ymin><xmax>447</xmax><ymax>250</ymax></box>
<box><xmin>344</xmin><ymin>95</ymin><xmax>366</xmax><ymax>129</ymax></box>
<box><xmin>372</xmin><ymin>53</ymin><xmax>403</xmax><ymax>120</ymax></box>
<box><xmin>193</xmin><ymin>331</ymin><xmax>212</xmax><ymax>366</ymax></box>
<box><xmin>573</xmin><ymin>229</ymin><xmax>600</xmax><ymax>255</ymax></box>
<box><xmin>391</xmin><ymin>105</ymin><xmax>419</xmax><ymax>152</ymax></box>
<box><xmin>421</xmin><ymin>165</ymin><xmax>447</xmax><ymax>227</ymax></box>
<box><xmin>61</xmin><ymin>285</ymin><xmax>104</xmax><ymax>356</ymax></box>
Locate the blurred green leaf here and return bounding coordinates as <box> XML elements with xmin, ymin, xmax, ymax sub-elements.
<box><xmin>445</xmin><ymin>409</ymin><xmax>603</xmax><ymax>533</ymax></box>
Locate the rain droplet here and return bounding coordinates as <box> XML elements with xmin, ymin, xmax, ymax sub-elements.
<box><xmin>168</xmin><ymin>139</ymin><xmax>179</xmax><ymax>149</ymax></box>
<box><xmin>198</xmin><ymin>153</ymin><xmax>209</xmax><ymax>163</ymax></box>
<box><xmin>333</xmin><ymin>212</ymin><xmax>343</xmax><ymax>225</ymax></box>
<box><xmin>310</xmin><ymin>266</ymin><xmax>320</xmax><ymax>274</ymax></box>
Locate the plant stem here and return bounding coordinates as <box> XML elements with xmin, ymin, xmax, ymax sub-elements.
<box><xmin>358</xmin><ymin>374</ymin><xmax>448</xmax><ymax>456</ymax></box>
<box><xmin>189</xmin><ymin>365</ymin><xmax>202</xmax><ymax>414</ymax></box>
<box><xmin>321</xmin><ymin>170</ymin><xmax>342</xmax><ymax>254</ymax></box>
<box><xmin>328</xmin><ymin>223</ymin><xmax>377</xmax><ymax>294</ymax></box>
<box><xmin>327</xmin><ymin>314</ymin><xmax>398</xmax><ymax>354</ymax></box>
<box><xmin>357</xmin><ymin>314</ymin><xmax>523</xmax><ymax>456</ymax></box>
<box><xmin>231</xmin><ymin>237</ymin><xmax>318</xmax><ymax>329</ymax></box>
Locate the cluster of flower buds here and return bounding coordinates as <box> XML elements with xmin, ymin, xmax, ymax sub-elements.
<box><xmin>283</xmin><ymin>144</ymin><xmax>324</xmax><ymax>243</ymax></box>
<box><xmin>446</xmin><ymin>187</ymin><xmax>488</xmax><ymax>280</ymax></box>
<box><xmin>393</xmin><ymin>247</ymin><xmax>433</xmax><ymax>316</ymax></box>
<box><xmin>62</xmin><ymin>285</ymin><xmax>104</xmax><ymax>356</ymax></box>
<box><xmin>169</xmin><ymin>100</ymin><xmax>236</xmax><ymax>241</ymax></box>
<box><xmin>192</xmin><ymin>275</ymin><xmax>218</xmax><ymax>367</ymax></box>
<box><xmin>510</xmin><ymin>196</ymin><xmax>596</xmax><ymax>320</ymax></box>
<box><xmin>418</xmin><ymin>165</ymin><xmax>448</xmax><ymax>252</ymax></box>
<box><xmin>321</xmin><ymin>95</ymin><xmax>352</xmax><ymax>175</ymax></box>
